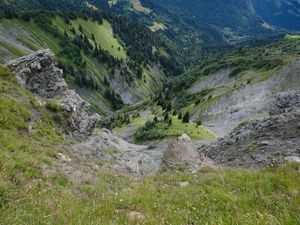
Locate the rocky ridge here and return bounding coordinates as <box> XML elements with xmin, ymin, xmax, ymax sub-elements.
<box><xmin>6</xmin><ymin>49</ymin><xmax>100</xmax><ymax>137</ymax></box>
<box><xmin>199</xmin><ymin>90</ymin><xmax>300</xmax><ymax>167</ymax></box>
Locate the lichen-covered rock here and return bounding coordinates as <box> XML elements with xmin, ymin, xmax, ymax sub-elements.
<box><xmin>6</xmin><ymin>49</ymin><xmax>100</xmax><ymax>137</ymax></box>
<box><xmin>6</xmin><ymin>49</ymin><xmax>67</xmax><ymax>97</ymax></box>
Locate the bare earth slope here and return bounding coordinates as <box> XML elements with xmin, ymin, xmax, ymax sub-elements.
<box><xmin>200</xmin><ymin>90</ymin><xmax>300</xmax><ymax>168</ymax></box>
<box><xmin>190</xmin><ymin>60</ymin><xmax>300</xmax><ymax>136</ymax></box>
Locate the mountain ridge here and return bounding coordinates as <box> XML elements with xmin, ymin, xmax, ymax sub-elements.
<box><xmin>252</xmin><ymin>0</ymin><xmax>300</xmax><ymax>31</ymax></box>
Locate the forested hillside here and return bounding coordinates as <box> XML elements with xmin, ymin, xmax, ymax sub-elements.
<box><xmin>0</xmin><ymin>0</ymin><xmax>86</xmax><ymax>11</ymax></box>
<box><xmin>150</xmin><ymin>0</ymin><xmax>267</xmax><ymax>35</ymax></box>
<box><xmin>0</xmin><ymin>8</ymin><xmax>182</xmax><ymax>113</ymax></box>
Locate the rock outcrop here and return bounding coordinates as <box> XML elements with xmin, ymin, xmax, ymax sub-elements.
<box><xmin>162</xmin><ymin>134</ymin><xmax>215</xmax><ymax>172</ymax></box>
<box><xmin>6</xmin><ymin>49</ymin><xmax>100</xmax><ymax>137</ymax></box>
<box><xmin>199</xmin><ymin>90</ymin><xmax>300</xmax><ymax>168</ymax></box>
<box><xmin>270</xmin><ymin>89</ymin><xmax>300</xmax><ymax>115</ymax></box>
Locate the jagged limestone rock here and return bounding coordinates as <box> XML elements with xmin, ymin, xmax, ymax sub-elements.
<box><xmin>271</xmin><ymin>89</ymin><xmax>300</xmax><ymax>115</ymax></box>
<box><xmin>6</xmin><ymin>49</ymin><xmax>67</xmax><ymax>97</ymax></box>
<box><xmin>6</xmin><ymin>49</ymin><xmax>100</xmax><ymax>137</ymax></box>
<box><xmin>200</xmin><ymin>90</ymin><xmax>300</xmax><ymax>168</ymax></box>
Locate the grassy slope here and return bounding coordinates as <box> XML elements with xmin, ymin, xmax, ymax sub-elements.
<box><xmin>134</xmin><ymin>65</ymin><xmax>166</xmax><ymax>98</ymax></box>
<box><xmin>163</xmin><ymin>115</ymin><xmax>214</xmax><ymax>140</ymax></box>
<box><xmin>114</xmin><ymin>116</ymin><xmax>215</xmax><ymax>141</ymax></box>
<box><xmin>0</xmin><ymin>65</ymin><xmax>65</xmax><ymax>217</ymax></box>
<box><xmin>114</xmin><ymin>103</ymin><xmax>215</xmax><ymax>141</ymax></box>
<box><xmin>0</xmin><ymin>39</ymin><xmax>25</xmax><ymax>57</ymax></box>
<box><xmin>12</xmin><ymin>19</ymin><xmax>62</xmax><ymax>53</ymax></box>
<box><xmin>286</xmin><ymin>34</ymin><xmax>300</xmax><ymax>39</ymax></box>
<box><xmin>53</xmin><ymin>16</ymin><xmax>126</xmax><ymax>59</ymax></box>
<box><xmin>53</xmin><ymin>16</ymin><xmax>166</xmax><ymax>112</ymax></box>
<box><xmin>1</xmin><ymin>65</ymin><xmax>300</xmax><ymax>224</ymax></box>
<box><xmin>135</xmin><ymin>115</ymin><xmax>215</xmax><ymax>141</ymax></box>
<box><xmin>2</xmin><ymin>161</ymin><xmax>300</xmax><ymax>224</ymax></box>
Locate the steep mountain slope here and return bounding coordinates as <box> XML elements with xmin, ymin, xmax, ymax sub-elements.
<box><xmin>0</xmin><ymin>0</ymin><xmax>85</xmax><ymax>11</ymax></box>
<box><xmin>148</xmin><ymin>0</ymin><xmax>271</xmax><ymax>35</ymax></box>
<box><xmin>148</xmin><ymin>0</ymin><xmax>300</xmax><ymax>32</ymax></box>
<box><xmin>91</xmin><ymin>35</ymin><xmax>300</xmax><ymax>146</ymax></box>
<box><xmin>252</xmin><ymin>0</ymin><xmax>300</xmax><ymax>31</ymax></box>
<box><xmin>3</xmin><ymin>49</ymin><xmax>163</xmax><ymax>177</ymax></box>
<box><xmin>101</xmin><ymin>0</ymin><xmax>230</xmax><ymax>47</ymax></box>
<box><xmin>3</xmin><ymin>0</ymin><xmax>271</xmax><ymax>56</ymax></box>
<box><xmin>200</xmin><ymin>89</ymin><xmax>300</xmax><ymax>167</ymax></box>
<box><xmin>2</xmin><ymin>0</ymin><xmax>298</xmax><ymax>71</ymax></box>
<box><xmin>169</xmin><ymin>35</ymin><xmax>300</xmax><ymax>136</ymax></box>
<box><xmin>0</xmin><ymin>10</ymin><xmax>181</xmax><ymax>114</ymax></box>
<box><xmin>0</xmin><ymin>8</ymin><xmax>215</xmax><ymax>143</ymax></box>
<box><xmin>1</xmin><ymin>5</ymin><xmax>297</xmax><ymax>143</ymax></box>
<box><xmin>0</xmin><ymin>16</ymin><xmax>115</xmax><ymax>113</ymax></box>
<box><xmin>1</xmin><ymin>0</ymin><xmax>299</xmax><ymax>49</ymax></box>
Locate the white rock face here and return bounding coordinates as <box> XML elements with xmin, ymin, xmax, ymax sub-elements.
<box><xmin>200</xmin><ymin>90</ymin><xmax>300</xmax><ymax>168</ymax></box>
